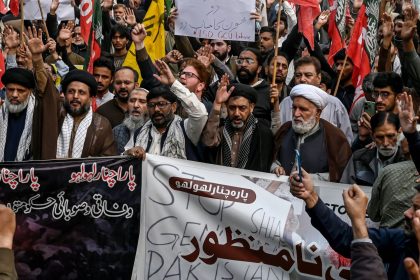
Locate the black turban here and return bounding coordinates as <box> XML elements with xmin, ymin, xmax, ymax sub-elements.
<box><xmin>228</xmin><ymin>83</ymin><xmax>257</xmax><ymax>104</ymax></box>
<box><xmin>61</xmin><ymin>70</ymin><xmax>98</xmax><ymax>97</ymax></box>
<box><xmin>1</xmin><ymin>68</ymin><xmax>35</xmax><ymax>89</ymax></box>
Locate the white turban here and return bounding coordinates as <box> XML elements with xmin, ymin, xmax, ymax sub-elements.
<box><xmin>290</xmin><ymin>84</ymin><xmax>328</xmax><ymax>110</ymax></box>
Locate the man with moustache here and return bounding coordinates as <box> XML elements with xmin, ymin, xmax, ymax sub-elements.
<box><xmin>0</xmin><ymin>69</ymin><xmax>40</xmax><ymax>161</ymax></box>
<box><xmin>0</xmin><ymin>26</ymin><xmax>60</xmax><ymax>161</ymax></box>
<box><xmin>110</xmin><ymin>24</ymin><xmax>130</xmax><ymax>69</ymax></box>
<box><xmin>210</xmin><ymin>39</ymin><xmax>237</xmax><ymax>76</ymax></box>
<box><xmin>272</xmin><ymin>84</ymin><xmax>352</xmax><ymax>182</ymax></box>
<box><xmin>289</xmin><ymin>167</ymin><xmax>420</xmax><ymax>280</ymax></box>
<box><xmin>96</xmin><ymin>67</ymin><xmax>138</xmax><ymax>128</ymax></box>
<box><xmin>355</xmin><ymin>72</ymin><xmax>404</xmax><ymax>150</ymax></box>
<box><xmin>236</xmin><ymin>48</ymin><xmax>271</xmax><ymax>127</ymax></box>
<box><xmin>276</xmin><ymin>56</ymin><xmax>353</xmax><ymax>143</ymax></box>
<box><xmin>93</xmin><ymin>57</ymin><xmax>115</xmax><ymax>107</ymax></box>
<box><xmin>57</xmin><ymin>70</ymin><xmax>116</xmax><ymax>158</ymax></box>
<box><xmin>125</xmin><ymin>60</ymin><xmax>208</xmax><ymax>160</ymax></box>
<box><xmin>113</xmin><ymin>88</ymin><xmax>149</xmax><ymax>154</ymax></box>
<box><xmin>201</xmin><ymin>81</ymin><xmax>274</xmax><ymax>172</ymax></box>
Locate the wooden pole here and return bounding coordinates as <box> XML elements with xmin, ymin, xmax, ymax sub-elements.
<box><xmin>36</xmin><ymin>0</ymin><xmax>50</xmax><ymax>38</ymax></box>
<box><xmin>20</xmin><ymin>0</ymin><xmax>24</xmax><ymax>44</ymax></box>
<box><xmin>271</xmin><ymin>0</ymin><xmax>282</xmax><ymax>103</ymax></box>
<box><xmin>333</xmin><ymin>51</ymin><xmax>349</xmax><ymax>97</ymax></box>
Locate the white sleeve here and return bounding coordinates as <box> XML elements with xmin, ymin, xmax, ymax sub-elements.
<box><xmin>170</xmin><ymin>80</ymin><xmax>208</xmax><ymax>145</ymax></box>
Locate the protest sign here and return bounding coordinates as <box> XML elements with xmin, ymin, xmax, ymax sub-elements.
<box><xmin>23</xmin><ymin>0</ymin><xmax>75</xmax><ymax>21</ymax></box>
<box><xmin>0</xmin><ymin>157</ymin><xmax>141</xmax><ymax>279</ymax></box>
<box><xmin>174</xmin><ymin>0</ymin><xmax>255</xmax><ymax>42</ymax></box>
<box><xmin>132</xmin><ymin>155</ymin><xmax>374</xmax><ymax>280</ymax></box>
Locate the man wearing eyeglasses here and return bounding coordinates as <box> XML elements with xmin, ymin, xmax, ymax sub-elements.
<box><xmin>235</xmin><ymin>48</ymin><xmax>272</xmax><ymax>127</ymax></box>
<box><xmin>125</xmin><ymin>60</ymin><xmax>208</xmax><ymax>161</ymax></box>
<box><xmin>354</xmin><ymin>72</ymin><xmax>404</xmax><ymax>151</ymax></box>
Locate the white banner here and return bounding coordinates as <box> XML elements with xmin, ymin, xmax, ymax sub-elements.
<box><xmin>174</xmin><ymin>0</ymin><xmax>255</xmax><ymax>42</ymax></box>
<box><xmin>24</xmin><ymin>0</ymin><xmax>75</xmax><ymax>21</ymax></box>
<box><xmin>132</xmin><ymin>155</ymin><xmax>374</xmax><ymax>279</ymax></box>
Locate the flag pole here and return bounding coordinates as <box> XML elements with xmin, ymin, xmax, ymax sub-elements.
<box><xmin>333</xmin><ymin>51</ymin><xmax>349</xmax><ymax>97</ymax></box>
<box><xmin>271</xmin><ymin>0</ymin><xmax>282</xmax><ymax>104</ymax></box>
<box><xmin>20</xmin><ymin>0</ymin><xmax>24</xmax><ymax>44</ymax></box>
<box><xmin>36</xmin><ymin>0</ymin><xmax>50</xmax><ymax>38</ymax></box>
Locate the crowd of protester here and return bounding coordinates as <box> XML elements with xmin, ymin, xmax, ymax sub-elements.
<box><xmin>0</xmin><ymin>0</ymin><xmax>420</xmax><ymax>278</ymax></box>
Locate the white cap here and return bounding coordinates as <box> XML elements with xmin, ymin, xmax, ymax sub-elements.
<box><xmin>290</xmin><ymin>84</ymin><xmax>329</xmax><ymax>110</ymax></box>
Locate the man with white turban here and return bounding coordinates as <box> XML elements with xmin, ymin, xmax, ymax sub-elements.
<box><xmin>272</xmin><ymin>84</ymin><xmax>352</xmax><ymax>182</ymax></box>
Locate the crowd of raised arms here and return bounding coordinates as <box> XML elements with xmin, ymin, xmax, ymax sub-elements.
<box><xmin>0</xmin><ymin>0</ymin><xmax>420</xmax><ymax>279</ymax></box>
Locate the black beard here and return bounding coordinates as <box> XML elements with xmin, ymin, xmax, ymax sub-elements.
<box><xmin>214</xmin><ymin>52</ymin><xmax>228</xmax><ymax>61</ymax></box>
<box><xmin>237</xmin><ymin>68</ymin><xmax>257</xmax><ymax>84</ymax></box>
<box><xmin>151</xmin><ymin>112</ymin><xmax>174</xmax><ymax>129</ymax></box>
<box><xmin>64</xmin><ymin>101</ymin><xmax>90</xmax><ymax>117</ymax></box>
<box><xmin>116</xmin><ymin>91</ymin><xmax>129</xmax><ymax>103</ymax></box>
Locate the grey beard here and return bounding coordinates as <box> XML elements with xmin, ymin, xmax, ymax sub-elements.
<box><xmin>5</xmin><ymin>96</ymin><xmax>30</xmax><ymax>114</ymax></box>
<box><xmin>123</xmin><ymin>115</ymin><xmax>145</xmax><ymax>131</ymax></box>
<box><xmin>292</xmin><ymin>116</ymin><xmax>317</xmax><ymax>134</ymax></box>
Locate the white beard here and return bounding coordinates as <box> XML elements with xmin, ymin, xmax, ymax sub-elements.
<box><xmin>5</xmin><ymin>96</ymin><xmax>30</xmax><ymax>114</ymax></box>
<box><xmin>378</xmin><ymin>145</ymin><xmax>398</xmax><ymax>157</ymax></box>
<box><xmin>292</xmin><ymin>116</ymin><xmax>317</xmax><ymax>134</ymax></box>
<box><xmin>123</xmin><ymin>114</ymin><xmax>146</xmax><ymax>131</ymax></box>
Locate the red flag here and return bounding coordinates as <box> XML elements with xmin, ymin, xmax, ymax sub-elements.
<box><xmin>85</xmin><ymin>0</ymin><xmax>102</xmax><ymax>73</ymax></box>
<box><xmin>0</xmin><ymin>0</ymin><xmax>8</xmax><ymax>14</ymax></box>
<box><xmin>9</xmin><ymin>0</ymin><xmax>19</xmax><ymax>16</ymax></box>
<box><xmin>289</xmin><ymin>0</ymin><xmax>320</xmax><ymax>50</ymax></box>
<box><xmin>327</xmin><ymin>0</ymin><xmax>348</xmax><ymax>66</ymax></box>
<box><xmin>346</xmin><ymin>4</ymin><xmax>370</xmax><ymax>111</ymax></box>
<box><xmin>0</xmin><ymin>50</ymin><xmax>5</xmax><ymax>88</ymax></box>
<box><xmin>80</xmin><ymin>0</ymin><xmax>93</xmax><ymax>47</ymax></box>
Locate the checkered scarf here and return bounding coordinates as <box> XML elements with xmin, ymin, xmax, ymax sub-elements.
<box><xmin>135</xmin><ymin>115</ymin><xmax>187</xmax><ymax>159</ymax></box>
<box><xmin>221</xmin><ymin>114</ymin><xmax>257</xmax><ymax>168</ymax></box>
<box><xmin>0</xmin><ymin>94</ymin><xmax>36</xmax><ymax>161</ymax></box>
<box><xmin>56</xmin><ymin>108</ymin><xmax>93</xmax><ymax>158</ymax></box>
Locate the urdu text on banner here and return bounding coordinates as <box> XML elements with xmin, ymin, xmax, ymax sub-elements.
<box><xmin>174</xmin><ymin>0</ymin><xmax>255</xmax><ymax>42</ymax></box>
<box><xmin>132</xmin><ymin>154</ymin><xmax>375</xmax><ymax>280</ymax></box>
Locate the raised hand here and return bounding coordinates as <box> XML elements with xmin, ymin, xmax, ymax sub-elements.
<box><xmin>165</xmin><ymin>50</ymin><xmax>183</xmax><ymax>64</ymax></box>
<box><xmin>3</xmin><ymin>25</ymin><xmax>20</xmax><ymax>50</ymax></box>
<box><xmin>58</xmin><ymin>22</ymin><xmax>74</xmax><ymax>45</ymax></box>
<box><xmin>167</xmin><ymin>8</ymin><xmax>178</xmax><ymax>31</ymax></box>
<box><xmin>382</xmin><ymin>13</ymin><xmax>394</xmax><ymax>38</ymax></box>
<box><xmin>214</xmin><ymin>74</ymin><xmax>233</xmax><ymax>106</ymax></box>
<box><xmin>50</xmin><ymin>0</ymin><xmax>60</xmax><ymax>15</ymax></box>
<box><xmin>101</xmin><ymin>0</ymin><xmax>113</xmax><ymax>11</ymax></box>
<box><xmin>26</xmin><ymin>26</ymin><xmax>50</xmax><ymax>55</ymax></box>
<box><xmin>397</xmin><ymin>92</ymin><xmax>418</xmax><ymax>134</ymax></box>
<box><xmin>124</xmin><ymin>7</ymin><xmax>137</xmax><ymax>27</ymax></box>
<box><xmin>153</xmin><ymin>59</ymin><xmax>176</xmax><ymax>85</ymax></box>
<box><xmin>131</xmin><ymin>23</ymin><xmax>147</xmax><ymax>49</ymax></box>
<box><xmin>196</xmin><ymin>45</ymin><xmax>214</xmax><ymax>68</ymax></box>
<box><xmin>315</xmin><ymin>10</ymin><xmax>331</xmax><ymax>29</ymax></box>
<box><xmin>343</xmin><ymin>184</ymin><xmax>369</xmax><ymax>239</ymax></box>
<box><xmin>401</xmin><ymin>6</ymin><xmax>418</xmax><ymax>41</ymax></box>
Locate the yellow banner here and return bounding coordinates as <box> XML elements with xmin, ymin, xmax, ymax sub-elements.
<box><xmin>123</xmin><ymin>0</ymin><xmax>165</xmax><ymax>84</ymax></box>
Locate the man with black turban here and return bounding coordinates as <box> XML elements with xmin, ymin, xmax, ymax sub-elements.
<box><xmin>201</xmin><ymin>80</ymin><xmax>274</xmax><ymax>172</ymax></box>
<box><xmin>56</xmin><ymin>69</ymin><xmax>117</xmax><ymax>158</ymax></box>
<box><xmin>0</xmin><ymin>63</ymin><xmax>60</xmax><ymax>161</ymax></box>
